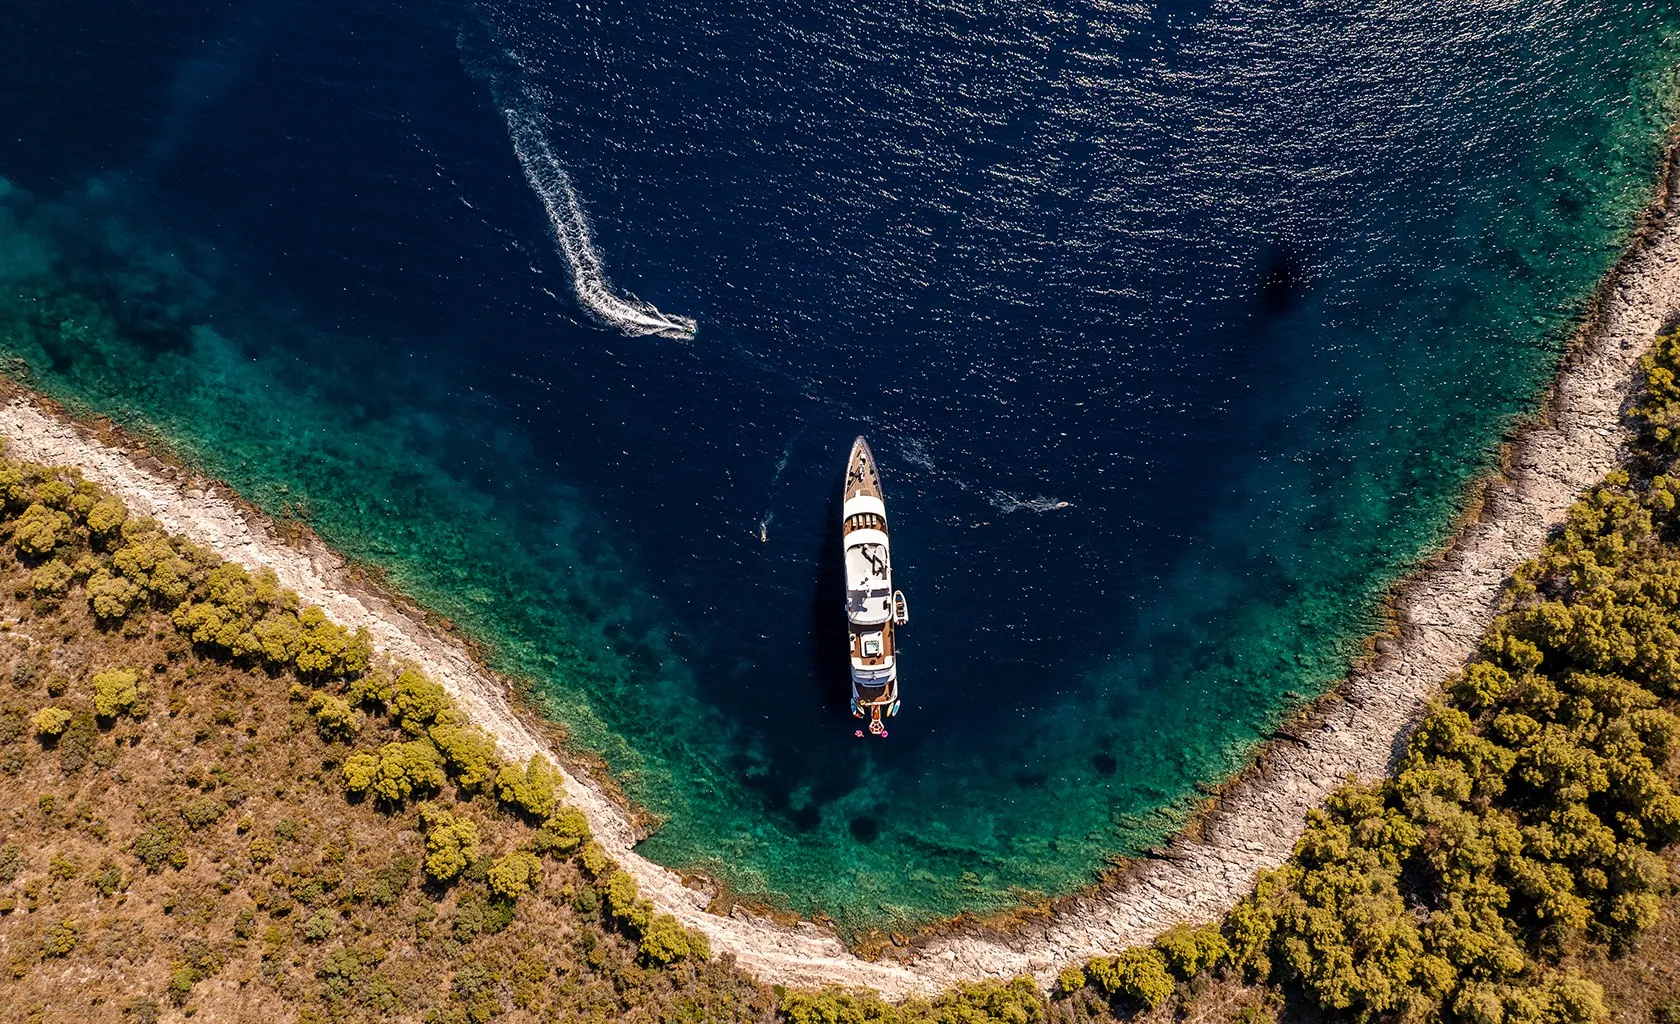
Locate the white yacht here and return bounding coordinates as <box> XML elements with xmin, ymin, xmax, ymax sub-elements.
<box><xmin>843</xmin><ymin>436</ymin><xmax>906</xmax><ymax>737</ymax></box>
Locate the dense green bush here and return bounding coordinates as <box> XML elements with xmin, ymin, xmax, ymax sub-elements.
<box><xmin>531</xmin><ymin>806</ymin><xmax>591</xmax><ymax>857</ymax></box>
<box><xmin>780</xmin><ymin>987</ymin><xmax>912</xmax><ymax>1024</ymax></box>
<box><xmin>1154</xmin><ymin>922</ymin><xmax>1228</xmax><ymax>979</ymax></box>
<box><xmin>167</xmin><ymin>939</ymin><xmax>222</xmax><ymax>1005</ymax></box>
<box><xmin>86</xmin><ymin>567</ymin><xmax>140</xmax><ymax>622</ymax></box>
<box><xmin>486</xmin><ymin>850</ymin><xmax>542</xmax><ymax>901</ymax></box>
<box><xmin>41</xmin><ymin>919</ymin><xmax>77</xmax><ymax>957</ymax></box>
<box><xmin>637</xmin><ymin>912</ymin><xmax>705</xmax><ymax>965</ymax></box>
<box><xmin>930</xmin><ymin>978</ymin><xmax>1045</xmax><ymax>1024</ymax></box>
<box><xmin>90</xmin><ymin>667</ymin><xmax>142</xmax><ymax>719</ymax></box>
<box><xmin>1086</xmin><ymin>949</ymin><xmax>1174</xmax><ymax>1010</ymax></box>
<box><xmin>12</xmin><ymin>501</ymin><xmax>72</xmax><ymax>556</ymax></box>
<box><xmin>495</xmin><ymin>753</ymin><xmax>563</xmax><ymax>821</ymax></box>
<box><xmin>89</xmin><ymin>859</ymin><xmax>123</xmax><ymax>898</ymax></box>
<box><xmin>305</xmin><ymin>691</ymin><xmax>362</xmax><ymax>741</ymax></box>
<box><xmin>418</xmin><ymin>804</ymin><xmax>480</xmax><ymax>884</ymax></box>
<box><xmin>179</xmin><ymin>795</ymin><xmax>225</xmax><ymax>831</ymax></box>
<box><xmin>604</xmin><ymin>869</ymin><xmax>654</xmax><ymax>932</ymax></box>
<box><xmin>341</xmin><ymin>740</ymin><xmax>446</xmax><ymax>805</ymax></box>
<box><xmin>31</xmin><ymin>558</ymin><xmax>72</xmax><ymax>595</ymax></box>
<box><xmin>131</xmin><ymin>819</ymin><xmax>186</xmax><ymax>872</ymax></box>
<box><xmin>428</xmin><ymin>721</ymin><xmax>499</xmax><ymax>789</ymax></box>
<box><xmin>30</xmin><ymin>705</ymin><xmax>71</xmax><ymax>739</ymax></box>
<box><xmin>84</xmin><ymin>495</ymin><xmax>126</xmax><ymax>544</ymax></box>
<box><xmin>578</xmin><ymin>841</ymin><xmax>611</xmax><ymax>878</ymax></box>
<box><xmin>387</xmin><ymin>667</ymin><xmax>447</xmax><ymax>733</ymax></box>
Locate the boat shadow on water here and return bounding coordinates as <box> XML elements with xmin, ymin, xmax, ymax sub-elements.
<box><xmin>808</xmin><ymin>472</ymin><xmax>854</xmax><ymax>723</ymax></box>
<box><xmin>718</xmin><ymin>466</ymin><xmax>871</xmax><ymax>837</ymax></box>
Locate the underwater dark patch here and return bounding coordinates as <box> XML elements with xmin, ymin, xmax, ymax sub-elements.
<box><xmin>848</xmin><ymin>816</ymin><xmax>880</xmax><ymax>844</ymax></box>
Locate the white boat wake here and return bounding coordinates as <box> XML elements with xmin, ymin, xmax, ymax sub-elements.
<box><xmin>459</xmin><ymin>14</ymin><xmax>694</xmax><ymax>340</ymax></box>
<box><xmin>499</xmin><ymin>107</ymin><xmax>696</xmax><ymax>341</ymax></box>
<box><xmin>988</xmin><ymin>491</ymin><xmax>1072</xmax><ymax>514</ymax></box>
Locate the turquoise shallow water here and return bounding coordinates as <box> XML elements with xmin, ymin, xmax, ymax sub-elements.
<box><xmin>0</xmin><ymin>0</ymin><xmax>1678</xmax><ymax>931</ymax></box>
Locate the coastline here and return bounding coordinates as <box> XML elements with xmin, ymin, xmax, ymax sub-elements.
<box><xmin>1</xmin><ymin>137</ymin><xmax>1677</xmax><ymax>999</ymax></box>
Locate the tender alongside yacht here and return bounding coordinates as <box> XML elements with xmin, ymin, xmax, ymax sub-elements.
<box><xmin>843</xmin><ymin>436</ymin><xmax>907</xmax><ymax>737</ymax></box>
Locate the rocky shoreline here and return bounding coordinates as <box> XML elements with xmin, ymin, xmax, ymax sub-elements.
<box><xmin>2</xmin><ymin>140</ymin><xmax>1677</xmax><ymax>1000</ymax></box>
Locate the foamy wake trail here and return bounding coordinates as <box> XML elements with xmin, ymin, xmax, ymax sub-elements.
<box><xmin>501</xmin><ymin>107</ymin><xmax>696</xmax><ymax>340</ymax></box>
<box><xmin>988</xmin><ymin>491</ymin><xmax>1071</xmax><ymax>513</ymax></box>
<box><xmin>758</xmin><ymin>429</ymin><xmax>803</xmax><ymax>538</ymax></box>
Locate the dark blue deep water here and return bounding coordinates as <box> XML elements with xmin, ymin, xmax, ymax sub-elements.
<box><xmin>1</xmin><ymin>0</ymin><xmax>1677</xmax><ymax>928</ymax></box>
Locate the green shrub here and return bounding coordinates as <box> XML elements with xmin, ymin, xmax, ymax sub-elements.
<box><xmin>1055</xmin><ymin>965</ymin><xmax>1086</xmax><ymax>994</ymax></box>
<box><xmin>248</xmin><ymin>837</ymin><xmax>277</xmax><ymax>866</ymax></box>
<box><xmin>86</xmin><ymin>568</ymin><xmax>141</xmax><ymax>622</ymax></box>
<box><xmin>361</xmin><ymin>856</ymin><xmax>413</xmax><ymax>907</ymax></box>
<box><xmin>30</xmin><ymin>558</ymin><xmax>72</xmax><ymax>596</ymax></box>
<box><xmin>33</xmin><ymin>478</ymin><xmax>72</xmax><ymax>510</ymax></box>
<box><xmin>428</xmin><ymin>721</ymin><xmax>499</xmax><ymax>789</ymax></box>
<box><xmin>570</xmin><ymin>883</ymin><xmax>598</xmax><ymax>914</ymax></box>
<box><xmin>388</xmin><ymin>667</ymin><xmax>447</xmax><ymax>733</ymax></box>
<box><xmin>495</xmin><ymin>753</ymin><xmax>563</xmax><ymax>820</ymax></box>
<box><xmin>305</xmin><ymin>692</ymin><xmax>362</xmax><ymax>741</ymax></box>
<box><xmin>31</xmin><ymin>706</ymin><xmax>72</xmax><ymax>739</ymax></box>
<box><xmin>1636</xmin><ymin>330</ymin><xmax>1680</xmax><ymax>455</ymax></box>
<box><xmin>91</xmin><ymin>667</ymin><xmax>143</xmax><ymax>719</ymax></box>
<box><xmin>179</xmin><ymin>795</ymin><xmax>225</xmax><ymax>831</ymax></box>
<box><xmin>89</xmin><ymin>860</ymin><xmax>123</xmax><ymax>898</ymax></box>
<box><xmin>1154</xmin><ymin>922</ymin><xmax>1228</xmax><ymax>979</ymax></box>
<box><xmin>578</xmin><ymin>841</ymin><xmax>611</xmax><ymax>878</ymax></box>
<box><xmin>295</xmin><ymin>607</ymin><xmax>372</xmax><ymax>678</ymax></box>
<box><xmin>532</xmin><ymin>807</ymin><xmax>591</xmax><ymax>857</ymax></box>
<box><xmin>41</xmin><ymin>919</ymin><xmax>77</xmax><ymax>957</ymax></box>
<box><xmin>167</xmin><ymin>939</ymin><xmax>221</xmax><ymax>1005</ymax></box>
<box><xmin>56</xmin><ymin>709</ymin><xmax>96</xmax><ymax>773</ymax></box>
<box><xmin>603</xmin><ymin>870</ymin><xmax>652</xmax><ymax>932</ymax></box>
<box><xmin>48</xmin><ymin>850</ymin><xmax>79</xmax><ymax>880</ymax></box>
<box><xmin>341</xmin><ymin>740</ymin><xmax>445</xmax><ymax>805</ymax></box>
<box><xmin>302</xmin><ymin>908</ymin><xmax>336</xmax><ymax>943</ymax></box>
<box><xmin>931</xmin><ymin>978</ymin><xmax>1044</xmax><ymax>1024</ymax></box>
<box><xmin>132</xmin><ymin>820</ymin><xmax>186</xmax><ymax>871</ymax></box>
<box><xmin>316</xmin><ymin>945</ymin><xmax>380</xmax><ymax>1003</ymax></box>
<box><xmin>113</xmin><ymin>531</ymin><xmax>194</xmax><ymax>605</ymax></box>
<box><xmin>486</xmin><ymin>850</ymin><xmax>542</xmax><ymax>901</ymax></box>
<box><xmin>85</xmin><ymin>496</ymin><xmax>127</xmax><ymax>544</ymax></box>
<box><xmin>418</xmin><ymin>805</ymin><xmax>480</xmax><ymax>884</ymax></box>
<box><xmin>1086</xmin><ymin>948</ymin><xmax>1175</xmax><ymax>1010</ymax></box>
<box><xmin>452</xmin><ymin>890</ymin><xmax>515</xmax><ymax>941</ymax></box>
<box><xmin>347</xmin><ymin>667</ymin><xmax>393</xmax><ymax>710</ymax></box>
<box><xmin>637</xmin><ymin>912</ymin><xmax>710</xmax><ymax>966</ymax></box>
<box><xmin>780</xmin><ymin>987</ymin><xmax>905</xmax><ymax>1024</ymax></box>
<box><xmin>12</xmin><ymin>501</ymin><xmax>72</xmax><ymax>556</ymax></box>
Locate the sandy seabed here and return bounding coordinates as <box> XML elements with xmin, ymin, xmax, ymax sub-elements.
<box><xmin>3</xmin><ymin>146</ymin><xmax>1679</xmax><ymax>998</ymax></box>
